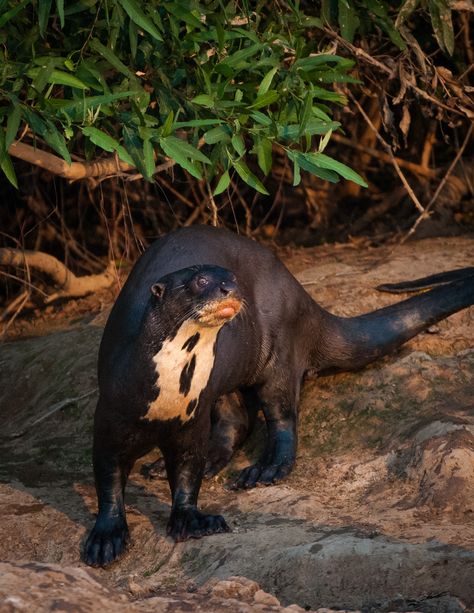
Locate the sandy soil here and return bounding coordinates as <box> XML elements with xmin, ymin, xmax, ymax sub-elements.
<box><xmin>1</xmin><ymin>236</ymin><xmax>473</xmax><ymax>612</ymax></box>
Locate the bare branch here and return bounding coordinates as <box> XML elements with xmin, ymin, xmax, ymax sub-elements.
<box><xmin>0</xmin><ymin>248</ymin><xmax>116</xmax><ymax>302</ymax></box>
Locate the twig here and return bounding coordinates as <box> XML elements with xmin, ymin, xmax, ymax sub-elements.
<box><xmin>0</xmin><ymin>248</ymin><xmax>116</xmax><ymax>303</ymax></box>
<box><xmin>349</xmin><ymin>92</ymin><xmax>426</xmax><ymax>213</ymax></box>
<box><xmin>400</xmin><ymin>122</ymin><xmax>474</xmax><ymax>242</ymax></box>
<box><xmin>331</xmin><ymin>133</ymin><xmax>436</xmax><ymax>178</ymax></box>
<box><xmin>324</xmin><ymin>27</ymin><xmax>468</xmax><ymax>118</ymax></box>
<box><xmin>9</xmin><ymin>389</ymin><xmax>98</xmax><ymax>438</ymax></box>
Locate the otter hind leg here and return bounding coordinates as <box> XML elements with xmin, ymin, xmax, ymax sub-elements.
<box><xmin>233</xmin><ymin>375</ymin><xmax>300</xmax><ymax>489</ymax></box>
<box><xmin>205</xmin><ymin>390</ymin><xmax>257</xmax><ymax>477</ymax></box>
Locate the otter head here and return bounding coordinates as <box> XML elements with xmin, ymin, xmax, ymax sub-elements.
<box><xmin>150</xmin><ymin>265</ymin><xmax>242</xmax><ymax>329</ymax></box>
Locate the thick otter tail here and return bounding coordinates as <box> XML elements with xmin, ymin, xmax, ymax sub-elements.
<box><xmin>317</xmin><ymin>271</ymin><xmax>474</xmax><ymax>374</ymax></box>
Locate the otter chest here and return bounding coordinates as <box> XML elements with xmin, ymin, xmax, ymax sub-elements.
<box><xmin>143</xmin><ymin>320</ymin><xmax>219</xmax><ymax>423</ymax></box>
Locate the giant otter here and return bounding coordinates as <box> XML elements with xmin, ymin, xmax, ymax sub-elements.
<box><xmin>84</xmin><ymin>225</ymin><xmax>474</xmax><ymax>567</ymax></box>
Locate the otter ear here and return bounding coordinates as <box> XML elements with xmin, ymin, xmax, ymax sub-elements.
<box><xmin>150</xmin><ymin>282</ymin><xmax>165</xmax><ymax>299</ymax></box>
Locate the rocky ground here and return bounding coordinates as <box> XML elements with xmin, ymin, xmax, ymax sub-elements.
<box><xmin>1</xmin><ymin>236</ymin><xmax>473</xmax><ymax>612</ymax></box>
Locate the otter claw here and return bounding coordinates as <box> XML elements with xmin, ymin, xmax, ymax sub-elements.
<box><xmin>167</xmin><ymin>507</ymin><xmax>231</xmax><ymax>541</ymax></box>
<box><xmin>233</xmin><ymin>461</ymin><xmax>293</xmax><ymax>489</ymax></box>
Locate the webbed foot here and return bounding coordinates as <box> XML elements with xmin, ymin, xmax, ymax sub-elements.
<box><xmin>232</xmin><ymin>458</ymin><xmax>294</xmax><ymax>489</ymax></box>
<box><xmin>167</xmin><ymin>507</ymin><xmax>231</xmax><ymax>541</ymax></box>
<box><xmin>83</xmin><ymin>516</ymin><xmax>129</xmax><ymax>567</ymax></box>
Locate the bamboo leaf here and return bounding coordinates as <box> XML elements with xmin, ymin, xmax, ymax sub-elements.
<box><xmin>248</xmin><ymin>90</ymin><xmax>279</xmax><ymax>110</ymax></box>
<box><xmin>159</xmin><ymin>136</ymin><xmax>202</xmax><ymax>179</ymax></box>
<box><xmin>233</xmin><ymin>159</ymin><xmax>269</xmax><ymax>195</ymax></box>
<box><xmin>143</xmin><ymin>137</ymin><xmax>155</xmax><ymax>179</ymax></box>
<box><xmin>338</xmin><ymin>0</ymin><xmax>360</xmax><ymax>43</ymax></box>
<box><xmin>118</xmin><ymin>0</ymin><xmax>163</xmax><ymax>42</ymax></box>
<box><xmin>162</xmin><ymin>135</ymin><xmax>211</xmax><ymax>164</ymax></box>
<box><xmin>258</xmin><ymin>67</ymin><xmax>278</xmax><ymax>96</ymax></box>
<box><xmin>231</xmin><ymin>134</ymin><xmax>246</xmax><ymax>157</ymax></box>
<box><xmin>307</xmin><ymin>152</ymin><xmax>368</xmax><ymax>186</ymax></box>
<box><xmin>0</xmin><ymin>0</ymin><xmax>31</xmax><ymax>28</ymax></box>
<box><xmin>213</xmin><ymin>170</ymin><xmax>231</xmax><ymax>196</ymax></box>
<box><xmin>298</xmin><ymin>91</ymin><xmax>313</xmax><ymax>137</ymax></box>
<box><xmin>0</xmin><ymin>130</ymin><xmax>18</xmax><ymax>188</ymax></box>
<box><xmin>89</xmin><ymin>39</ymin><xmax>134</xmax><ymax>77</ymax></box>
<box><xmin>39</xmin><ymin>0</ymin><xmax>52</xmax><ymax>36</ymax></box>
<box><xmin>123</xmin><ymin>125</ymin><xmax>148</xmax><ymax>177</ymax></box>
<box><xmin>27</xmin><ymin>67</ymin><xmax>89</xmax><ymax>90</ymax></box>
<box><xmin>204</xmin><ymin>125</ymin><xmax>232</xmax><ymax>145</ymax></box>
<box><xmin>56</xmin><ymin>0</ymin><xmax>65</xmax><ymax>28</ymax></box>
<box><xmin>256</xmin><ymin>136</ymin><xmax>272</xmax><ymax>176</ymax></box>
<box><xmin>191</xmin><ymin>94</ymin><xmax>215</xmax><ymax>108</ymax></box>
<box><xmin>6</xmin><ymin>105</ymin><xmax>21</xmax><ymax>148</ymax></box>
<box><xmin>43</xmin><ymin>120</ymin><xmax>71</xmax><ymax>164</ymax></box>
<box><xmin>287</xmin><ymin>150</ymin><xmax>340</xmax><ymax>183</ymax></box>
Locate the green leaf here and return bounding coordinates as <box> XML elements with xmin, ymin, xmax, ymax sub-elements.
<box><xmin>217</xmin><ymin>43</ymin><xmax>263</xmax><ymax>70</ymax></box>
<box><xmin>123</xmin><ymin>126</ymin><xmax>148</xmax><ymax>176</ymax></box>
<box><xmin>161</xmin><ymin>135</ymin><xmax>211</xmax><ymax>164</ymax></box>
<box><xmin>292</xmin><ymin>157</ymin><xmax>301</xmax><ymax>186</ymax></box>
<box><xmin>278</xmin><ymin>119</ymin><xmax>340</xmax><ymax>140</ymax></box>
<box><xmin>233</xmin><ymin>159</ymin><xmax>269</xmax><ymax>195</ymax></box>
<box><xmin>83</xmin><ymin>126</ymin><xmax>134</xmax><ymax>165</ymax></box>
<box><xmin>27</xmin><ymin>67</ymin><xmax>89</xmax><ymax>90</ymax></box>
<box><xmin>250</xmin><ymin>111</ymin><xmax>273</xmax><ymax>127</ymax></box>
<box><xmin>0</xmin><ymin>0</ymin><xmax>31</xmax><ymax>28</ymax></box>
<box><xmin>258</xmin><ymin>67</ymin><xmax>278</xmax><ymax>96</ymax></box>
<box><xmin>204</xmin><ymin>125</ymin><xmax>232</xmax><ymax>145</ymax></box>
<box><xmin>161</xmin><ymin>111</ymin><xmax>174</xmax><ymax>137</ymax></box>
<box><xmin>143</xmin><ymin>137</ymin><xmax>155</xmax><ymax>179</ymax></box>
<box><xmin>287</xmin><ymin>150</ymin><xmax>340</xmax><ymax>183</ymax></box>
<box><xmin>213</xmin><ymin>170</ymin><xmax>231</xmax><ymax>196</ymax></box>
<box><xmin>59</xmin><ymin>91</ymin><xmax>138</xmax><ymax>115</ymax></box>
<box><xmin>293</xmin><ymin>54</ymin><xmax>354</xmax><ymax>71</ymax></box>
<box><xmin>38</xmin><ymin>0</ymin><xmax>52</xmax><ymax>36</ymax></box>
<box><xmin>231</xmin><ymin>134</ymin><xmax>246</xmax><ymax>157</ymax></box>
<box><xmin>6</xmin><ymin>106</ymin><xmax>21</xmax><ymax>148</ymax></box>
<box><xmin>82</xmin><ymin>126</ymin><xmax>121</xmax><ymax>152</ymax></box>
<box><xmin>298</xmin><ymin>91</ymin><xmax>313</xmax><ymax>138</ymax></box>
<box><xmin>191</xmin><ymin>94</ymin><xmax>215</xmax><ymax>108</ymax></box>
<box><xmin>307</xmin><ymin>152</ymin><xmax>368</xmax><ymax>186</ymax></box>
<box><xmin>159</xmin><ymin>136</ymin><xmax>202</xmax><ymax>179</ymax></box>
<box><xmin>56</xmin><ymin>0</ymin><xmax>65</xmax><ymax>27</ymax></box>
<box><xmin>256</xmin><ymin>136</ymin><xmax>272</xmax><ymax>176</ymax></box>
<box><xmin>248</xmin><ymin>90</ymin><xmax>279</xmax><ymax>110</ymax></box>
<box><xmin>173</xmin><ymin>119</ymin><xmax>224</xmax><ymax>128</ymax></box>
<box><xmin>89</xmin><ymin>39</ymin><xmax>134</xmax><ymax>77</ymax></box>
<box><xmin>118</xmin><ymin>0</ymin><xmax>163</xmax><ymax>42</ymax></box>
<box><xmin>43</xmin><ymin>120</ymin><xmax>71</xmax><ymax>164</ymax></box>
<box><xmin>0</xmin><ymin>130</ymin><xmax>18</xmax><ymax>188</ymax></box>
<box><xmin>338</xmin><ymin>0</ymin><xmax>360</xmax><ymax>43</ymax></box>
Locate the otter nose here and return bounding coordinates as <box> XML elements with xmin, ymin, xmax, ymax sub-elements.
<box><xmin>219</xmin><ymin>279</ymin><xmax>237</xmax><ymax>296</ymax></box>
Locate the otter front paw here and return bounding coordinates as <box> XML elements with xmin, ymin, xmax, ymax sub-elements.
<box><xmin>83</xmin><ymin>517</ymin><xmax>129</xmax><ymax>567</ymax></box>
<box><xmin>232</xmin><ymin>459</ymin><xmax>294</xmax><ymax>489</ymax></box>
<box><xmin>167</xmin><ymin>507</ymin><xmax>231</xmax><ymax>542</ymax></box>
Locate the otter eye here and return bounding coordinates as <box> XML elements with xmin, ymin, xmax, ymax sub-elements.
<box><xmin>196</xmin><ymin>276</ymin><xmax>209</xmax><ymax>288</ymax></box>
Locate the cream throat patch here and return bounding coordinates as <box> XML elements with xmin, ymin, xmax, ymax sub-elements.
<box><xmin>143</xmin><ymin>319</ymin><xmax>222</xmax><ymax>422</ymax></box>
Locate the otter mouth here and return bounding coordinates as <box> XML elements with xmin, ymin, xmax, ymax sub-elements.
<box><xmin>197</xmin><ymin>298</ymin><xmax>242</xmax><ymax>326</ymax></box>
